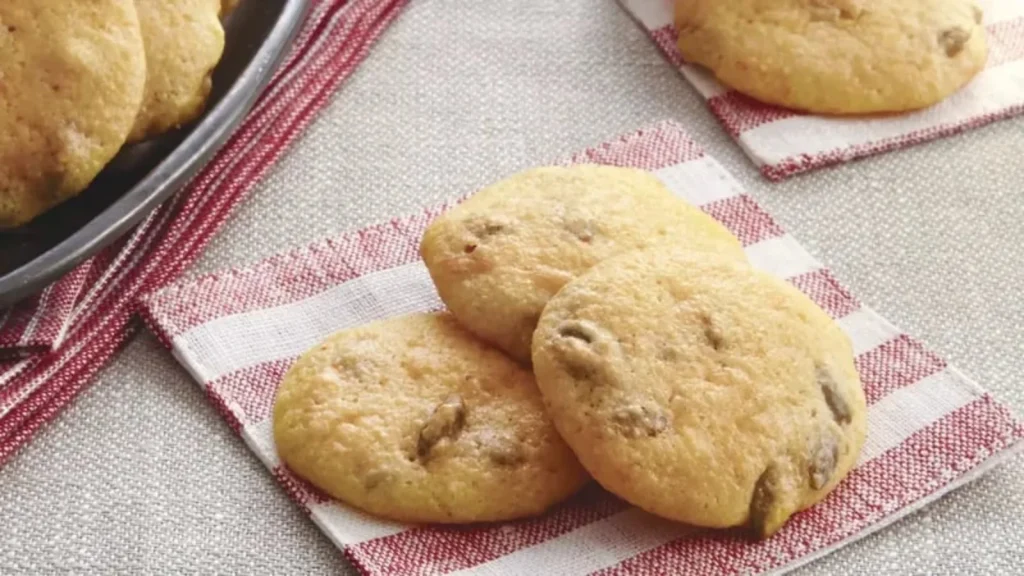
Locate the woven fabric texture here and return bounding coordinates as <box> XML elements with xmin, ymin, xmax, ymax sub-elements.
<box><xmin>0</xmin><ymin>1</ymin><xmax>1022</xmax><ymax>574</ymax></box>
<box><xmin>620</xmin><ymin>0</ymin><xmax>1024</xmax><ymax>180</ymax></box>
<box><xmin>139</xmin><ymin>121</ymin><xmax>1022</xmax><ymax>575</ymax></box>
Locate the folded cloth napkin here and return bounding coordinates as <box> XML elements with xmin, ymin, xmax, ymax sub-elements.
<box><xmin>618</xmin><ymin>0</ymin><xmax>1024</xmax><ymax>180</ymax></box>
<box><xmin>0</xmin><ymin>0</ymin><xmax>408</xmax><ymax>467</ymax></box>
<box><xmin>139</xmin><ymin>120</ymin><xmax>1023</xmax><ymax>576</ymax></box>
<box><xmin>0</xmin><ymin>260</ymin><xmax>94</xmax><ymax>359</ymax></box>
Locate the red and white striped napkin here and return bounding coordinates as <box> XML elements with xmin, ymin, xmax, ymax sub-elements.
<box><xmin>0</xmin><ymin>0</ymin><xmax>407</xmax><ymax>467</ymax></box>
<box><xmin>140</xmin><ymin>120</ymin><xmax>1023</xmax><ymax>576</ymax></box>
<box><xmin>0</xmin><ymin>260</ymin><xmax>94</xmax><ymax>359</ymax></box>
<box><xmin>619</xmin><ymin>0</ymin><xmax>1024</xmax><ymax>180</ymax></box>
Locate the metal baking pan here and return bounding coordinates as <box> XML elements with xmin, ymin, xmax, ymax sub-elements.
<box><xmin>0</xmin><ymin>0</ymin><xmax>309</xmax><ymax>307</ymax></box>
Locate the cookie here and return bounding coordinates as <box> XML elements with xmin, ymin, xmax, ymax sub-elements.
<box><xmin>0</xmin><ymin>0</ymin><xmax>147</xmax><ymax>228</ymax></box>
<box><xmin>128</xmin><ymin>0</ymin><xmax>225</xmax><ymax>142</ymax></box>
<box><xmin>675</xmin><ymin>0</ymin><xmax>988</xmax><ymax>114</ymax></box>
<box><xmin>272</xmin><ymin>312</ymin><xmax>589</xmax><ymax>524</ymax></box>
<box><xmin>420</xmin><ymin>165</ymin><xmax>746</xmax><ymax>364</ymax></box>
<box><xmin>532</xmin><ymin>246</ymin><xmax>867</xmax><ymax>537</ymax></box>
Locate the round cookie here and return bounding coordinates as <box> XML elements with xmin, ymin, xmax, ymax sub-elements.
<box><xmin>0</xmin><ymin>0</ymin><xmax>147</xmax><ymax>228</ymax></box>
<box><xmin>674</xmin><ymin>0</ymin><xmax>988</xmax><ymax>114</ymax></box>
<box><xmin>272</xmin><ymin>312</ymin><xmax>589</xmax><ymax>524</ymax></box>
<box><xmin>128</xmin><ymin>0</ymin><xmax>225</xmax><ymax>142</ymax></box>
<box><xmin>531</xmin><ymin>246</ymin><xmax>867</xmax><ymax>537</ymax></box>
<box><xmin>420</xmin><ymin>164</ymin><xmax>746</xmax><ymax>364</ymax></box>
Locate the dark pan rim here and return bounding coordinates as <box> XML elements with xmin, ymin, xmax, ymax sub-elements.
<box><xmin>0</xmin><ymin>0</ymin><xmax>311</xmax><ymax>308</ymax></box>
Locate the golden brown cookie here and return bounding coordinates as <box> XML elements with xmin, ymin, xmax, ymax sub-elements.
<box><xmin>128</xmin><ymin>0</ymin><xmax>225</xmax><ymax>142</ymax></box>
<box><xmin>272</xmin><ymin>312</ymin><xmax>589</xmax><ymax>524</ymax></box>
<box><xmin>0</xmin><ymin>1</ymin><xmax>147</xmax><ymax>228</ymax></box>
<box><xmin>675</xmin><ymin>0</ymin><xmax>988</xmax><ymax>114</ymax></box>
<box><xmin>420</xmin><ymin>165</ymin><xmax>746</xmax><ymax>364</ymax></box>
<box><xmin>532</xmin><ymin>246</ymin><xmax>867</xmax><ymax>537</ymax></box>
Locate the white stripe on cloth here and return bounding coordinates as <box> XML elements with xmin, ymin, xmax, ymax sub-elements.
<box><xmin>618</xmin><ymin>0</ymin><xmax>1024</xmax><ymax>177</ymax></box>
<box><xmin>618</xmin><ymin>0</ymin><xmax>673</xmax><ymax>30</ymax></box>
<box><xmin>836</xmin><ymin>307</ymin><xmax>901</xmax><ymax>357</ymax></box>
<box><xmin>744</xmin><ymin>236</ymin><xmax>822</xmax><ymax>279</ymax></box>
<box><xmin>442</xmin><ymin>368</ymin><xmax>983</xmax><ymax>576</ymax></box>
<box><xmin>169</xmin><ymin>232</ymin><xmax>899</xmax><ymax>387</ymax></box>
<box><xmin>858</xmin><ymin>369</ymin><xmax>981</xmax><ymax>465</ymax></box>
<box><xmin>172</xmin><ymin>262</ymin><xmax>441</xmax><ymax>382</ymax></box>
<box><xmin>311</xmin><ymin>501</ymin><xmax>407</xmax><ymax>546</ymax></box>
<box><xmin>679</xmin><ymin>65</ymin><xmax>730</xmax><ymax>99</ymax></box>
<box><xmin>978</xmin><ymin>0</ymin><xmax>1024</xmax><ymax>25</ymax></box>
<box><xmin>143</xmin><ymin>120</ymin><xmax>1023</xmax><ymax>576</ymax></box>
<box><xmin>740</xmin><ymin>59</ymin><xmax>1024</xmax><ymax>166</ymax></box>
<box><xmin>653</xmin><ymin>155</ymin><xmax>745</xmax><ymax>206</ymax></box>
<box><xmin>173</xmin><ymin>231</ymin><xmax>833</xmax><ymax>384</ymax></box>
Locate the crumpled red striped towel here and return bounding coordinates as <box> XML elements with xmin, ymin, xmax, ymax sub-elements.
<box><xmin>139</xmin><ymin>120</ymin><xmax>1023</xmax><ymax>576</ymax></box>
<box><xmin>0</xmin><ymin>0</ymin><xmax>408</xmax><ymax>467</ymax></box>
<box><xmin>619</xmin><ymin>0</ymin><xmax>1024</xmax><ymax>180</ymax></box>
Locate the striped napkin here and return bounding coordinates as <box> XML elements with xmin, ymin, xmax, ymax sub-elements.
<box><xmin>139</xmin><ymin>120</ymin><xmax>1023</xmax><ymax>576</ymax></box>
<box><xmin>0</xmin><ymin>0</ymin><xmax>408</xmax><ymax>467</ymax></box>
<box><xmin>0</xmin><ymin>260</ymin><xmax>93</xmax><ymax>358</ymax></box>
<box><xmin>618</xmin><ymin>0</ymin><xmax>1024</xmax><ymax>180</ymax></box>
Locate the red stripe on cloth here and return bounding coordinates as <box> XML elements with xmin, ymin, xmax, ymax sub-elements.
<box><xmin>210</xmin><ymin>357</ymin><xmax>297</xmax><ymax>426</ymax></box>
<box><xmin>273</xmin><ymin>464</ymin><xmax>332</xmax><ymax>512</ymax></box>
<box><xmin>562</xmin><ymin>120</ymin><xmax>704</xmax><ymax>170</ymax></box>
<box><xmin>649</xmin><ymin>25</ymin><xmax>686</xmax><ymax>69</ymax></box>
<box><xmin>143</xmin><ymin>121</ymin><xmax>702</xmax><ymax>340</ymax></box>
<box><xmin>348</xmin><ymin>485</ymin><xmax>627</xmax><ymax>576</ymax></box>
<box><xmin>0</xmin><ymin>235</ymin><xmax>95</xmax><ymax>359</ymax></box>
<box><xmin>762</xmin><ymin>102</ymin><xmax>1024</xmax><ymax>180</ymax></box>
<box><xmin>207</xmin><ymin>387</ymin><xmax>244</xmax><ymax>435</ymax></box>
<box><xmin>701</xmin><ymin>195</ymin><xmax>784</xmax><ymax>246</ymax></box>
<box><xmin>0</xmin><ymin>309</ymin><xmax>137</xmax><ymax>465</ymax></box>
<box><xmin>21</xmin><ymin>261</ymin><xmax>93</xmax><ymax>348</ymax></box>
<box><xmin>0</xmin><ymin>0</ymin><xmax>408</xmax><ymax>468</ymax></box>
<box><xmin>984</xmin><ymin>17</ymin><xmax>1024</xmax><ymax>68</ymax></box>
<box><xmin>855</xmin><ymin>335</ymin><xmax>948</xmax><ymax>404</ymax></box>
<box><xmin>788</xmin><ymin>269</ymin><xmax>861</xmax><ymax>319</ymax></box>
<box><xmin>708</xmin><ymin>92</ymin><xmax>800</xmax><ymax>138</ymax></box>
<box><xmin>140</xmin><ymin>0</ymin><xmax>416</xmax><ymax>342</ymax></box>
<box><xmin>595</xmin><ymin>396</ymin><xmax>1022</xmax><ymax>576</ymax></box>
<box><xmin>143</xmin><ymin>211</ymin><xmax>435</xmax><ymax>345</ymax></box>
<box><xmin>0</xmin><ymin>206</ymin><xmax>173</xmax><ymax>415</ymax></box>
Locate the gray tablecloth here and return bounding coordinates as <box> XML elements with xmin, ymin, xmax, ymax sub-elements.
<box><xmin>2</xmin><ymin>1</ymin><xmax>1022</xmax><ymax>574</ymax></box>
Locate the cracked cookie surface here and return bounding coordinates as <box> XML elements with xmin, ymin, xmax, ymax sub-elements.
<box><xmin>272</xmin><ymin>312</ymin><xmax>588</xmax><ymax>524</ymax></box>
<box><xmin>531</xmin><ymin>246</ymin><xmax>867</xmax><ymax>536</ymax></box>
<box><xmin>674</xmin><ymin>0</ymin><xmax>988</xmax><ymax>114</ymax></box>
<box><xmin>420</xmin><ymin>164</ymin><xmax>746</xmax><ymax>364</ymax></box>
